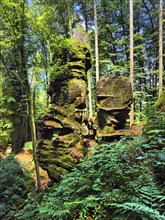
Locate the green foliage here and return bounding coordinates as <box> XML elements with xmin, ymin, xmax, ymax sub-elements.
<box><xmin>0</xmin><ymin>155</ymin><xmax>34</xmax><ymax>219</ymax></box>
<box><xmin>49</xmin><ymin>37</ymin><xmax>72</xmax><ymax>82</ymax></box>
<box><xmin>110</xmin><ymin>182</ymin><xmax>165</xmax><ymax>220</ymax></box>
<box><xmin>142</xmin><ymin>108</ymin><xmax>165</xmax><ymax>188</ymax></box>
<box><xmin>16</xmin><ymin>107</ymin><xmax>165</xmax><ymax>220</ymax></box>
<box><xmin>155</xmin><ymin>90</ymin><xmax>165</xmax><ymax>111</ymax></box>
<box><xmin>0</xmin><ymin>96</ymin><xmax>14</xmax><ymax>150</ymax></box>
<box><xmin>49</xmin><ymin>36</ymin><xmax>90</xmax><ymax>82</ymax></box>
<box><xmin>143</xmin><ymin>108</ymin><xmax>165</xmax><ymax>148</ymax></box>
<box><xmin>15</xmin><ymin>193</ymin><xmax>41</xmax><ymax>220</ymax></box>
<box><xmin>17</xmin><ymin>138</ymin><xmax>163</xmax><ymax>219</ymax></box>
<box><xmin>134</xmin><ymin>91</ymin><xmax>153</xmax><ymax>122</ymax></box>
<box><xmin>49</xmin><ymin>58</ymin><xmax>70</xmax><ymax>82</ymax></box>
<box><xmin>23</xmin><ymin>141</ymin><xmax>33</xmax><ymax>152</ymax></box>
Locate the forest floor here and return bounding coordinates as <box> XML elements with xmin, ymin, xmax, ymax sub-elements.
<box><xmin>15</xmin><ymin>150</ymin><xmax>50</xmax><ymax>189</ymax></box>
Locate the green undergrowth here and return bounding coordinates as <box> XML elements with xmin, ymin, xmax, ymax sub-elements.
<box><xmin>0</xmin><ymin>155</ymin><xmax>34</xmax><ymax>220</ymax></box>
<box><xmin>16</xmin><ymin>110</ymin><xmax>165</xmax><ymax>220</ymax></box>
<box><xmin>2</xmin><ymin>108</ymin><xmax>165</xmax><ymax>220</ymax></box>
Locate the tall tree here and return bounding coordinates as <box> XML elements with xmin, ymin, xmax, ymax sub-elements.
<box><xmin>16</xmin><ymin>0</ymin><xmax>41</xmax><ymax>190</ymax></box>
<box><xmin>67</xmin><ymin>0</ymin><xmax>73</xmax><ymax>37</ymax></box>
<box><xmin>158</xmin><ymin>0</ymin><xmax>163</xmax><ymax>97</ymax></box>
<box><xmin>94</xmin><ymin>0</ymin><xmax>99</xmax><ymax>82</ymax></box>
<box><xmin>130</xmin><ymin>0</ymin><xmax>134</xmax><ymax>126</ymax></box>
<box><xmin>0</xmin><ymin>0</ymin><xmax>41</xmax><ymax>190</ymax></box>
<box><xmin>0</xmin><ymin>0</ymin><xmax>29</xmax><ymax>151</ymax></box>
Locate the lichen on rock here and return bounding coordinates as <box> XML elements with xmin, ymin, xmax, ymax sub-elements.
<box><xmin>96</xmin><ymin>76</ymin><xmax>133</xmax><ymax>136</ymax></box>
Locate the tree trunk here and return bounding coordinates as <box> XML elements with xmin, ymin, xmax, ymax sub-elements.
<box><xmin>159</xmin><ymin>0</ymin><xmax>163</xmax><ymax>97</ymax></box>
<box><xmin>27</xmin><ymin>89</ymin><xmax>41</xmax><ymax>191</ymax></box>
<box><xmin>129</xmin><ymin>0</ymin><xmax>134</xmax><ymax>126</ymax></box>
<box><xmin>94</xmin><ymin>0</ymin><xmax>99</xmax><ymax>82</ymax></box>
<box><xmin>19</xmin><ymin>0</ymin><xmax>41</xmax><ymax>191</ymax></box>
<box><xmin>67</xmin><ymin>0</ymin><xmax>72</xmax><ymax>37</ymax></box>
<box><xmin>83</xmin><ymin>0</ymin><xmax>88</xmax><ymax>32</ymax></box>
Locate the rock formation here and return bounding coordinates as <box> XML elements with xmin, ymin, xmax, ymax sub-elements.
<box><xmin>37</xmin><ymin>39</ymin><xmax>133</xmax><ymax>182</ymax></box>
<box><xmin>37</xmin><ymin>38</ymin><xmax>91</xmax><ymax>181</ymax></box>
<box><xmin>96</xmin><ymin>77</ymin><xmax>133</xmax><ymax>136</ymax></box>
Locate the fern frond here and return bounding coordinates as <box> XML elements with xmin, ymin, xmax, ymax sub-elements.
<box><xmin>52</xmin><ymin>209</ymin><xmax>70</xmax><ymax>218</ymax></box>
<box><xmin>110</xmin><ymin>202</ymin><xmax>165</xmax><ymax>220</ymax></box>
<box><xmin>137</xmin><ymin>182</ymin><xmax>165</xmax><ymax>212</ymax></box>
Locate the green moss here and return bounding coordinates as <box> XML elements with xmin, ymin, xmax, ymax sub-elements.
<box><xmin>97</xmin><ymin>126</ymin><xmax>114</xmax><ymax>136</ymax></box>
<box><xmin>70</xmin><ymin>37</ymin><xmax>90</xmax><ymax>55</ymax></box>
<box><xmin>67</xmin><ymin>78</ymin><xmax>87</xmax><ymax>104</ymax></box>
<box><xmin>155</xmin><ymin>90</ymin><xmax>165</xmax><ymax>111</ymax></box>
<box><xmin>97</xmin><ymin>77</ymin><xmax>132</xmax><ymax>99</ymax></box>
<box><xmin>47</xmin><ymin>164</ymin><xmax>68</xmax><ymax>181</ymax></box>
<box><xmin>69</xmin><ymin>60</ymin><xmax>85</xmax><ymax>69</ymax></box>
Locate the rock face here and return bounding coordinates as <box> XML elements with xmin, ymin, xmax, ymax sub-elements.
<box><xmin>96</xmin><ymin>77</ymin><xmax>133</xmax><ymax>136</ymax></box>
<box><xmin>37</xmin><ymin>39</ymin><xmax>133</xmax><ymax>182</ymax></box>
<box><xmin>37</xmin><ymin>38</ymin><xmax>91</xmax><ymax>181</ymax></box>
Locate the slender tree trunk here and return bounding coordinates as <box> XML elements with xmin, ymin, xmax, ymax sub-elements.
<box><xmin>20</xmin><ymin>1</ymin><xmax>41</xmax><ymax>191</ymax></box>
<box><xmin>159</xmin><ymin>0</ymin><xmax>163</xmax><ymax>97</ymax></box>
<box><xmin>129</xmin><ymin>0</ymin><xmax>134</xmax><ymax>126</ymax></box>
<box><xmin>83</xmin><ymin>0</ymin><xmax>88</xmax><ymax>32</ymax></box>
<box><xmin>27</xmin><ymin>90</ymin><xmax>41</xmax><ymax>191</ymax></box>
<box><xmin>67</xmin><ymin>0</ymin><xmax>72</xmax><ymax>37</ymax></box>
<box><xmin>94</xmin><ymin>0</ymin><xmax>99</xmax><ymax>82</ymax></box>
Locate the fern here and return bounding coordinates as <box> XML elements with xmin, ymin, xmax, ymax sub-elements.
<box><xmin>0</xmin><ymin>156</ymin><xmax>34</xmax><ymax>219</ymax></box>
<box><xmin>109</xmin><ymin>181</ymin><xmax>165</xmax><ymax>220</ymax></box>
<box><xmin>50</xmin><ymin>210</ymin><xmax>70</xmax><ymax>219</ymax></box>
<box><xmin>110</xmin><ymin>202</ymin><xmax>165</xmax><ymax>220</ymax></box>
<box><xmin>139</xmin><ymin>183</ymin><xmax>165</xmax><ymax>209</ymax></box>
<box><xmin>16</xmin><ymin>110</ymin><xmax>165</xmax><ymax>220</ymax></box>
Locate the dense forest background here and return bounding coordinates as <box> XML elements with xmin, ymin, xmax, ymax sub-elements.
<box><xmin>0</xmin><ymin>0</ymin><xmax>164</xmax><ymax>151</ymax></box>
<box><xmin>0</xmin><ymin>0</ymin><xmax>165</xmax><ymax>219</ymax></box>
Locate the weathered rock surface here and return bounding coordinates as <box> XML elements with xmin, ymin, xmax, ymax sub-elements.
<box><xmin>37</xmin><ymin>38</ymin><xmax>91</xmax><ymax>181</ymax></box>
<box><xmin>96</xmin><ymin>77</ymin><xmax>133</xmax><ymax>136</ymax></box>
<box><xmin>37</xmin><ymin>39</ymin><xmax>133</xmax><ymax>182</ymax></box>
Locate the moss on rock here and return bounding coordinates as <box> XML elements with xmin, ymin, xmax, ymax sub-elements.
<box><xmin>37</xmin><ymin>38</ymin><xmax>91</xmax><ymax>182</ymax></box>
<box><xmin>155</xmin><ymin>90</ymin><xmax>165</xmax><ymax>111</ymax></box>
<box><xmin>96</xmin><ymin>77</ymin><xmax>133</xmax><ymax>134</ymax></box>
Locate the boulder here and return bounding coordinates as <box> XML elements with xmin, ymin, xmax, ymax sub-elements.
<box><xmin>96</xmin><ymin>77</ymin><xmax>133</xmax><ymax>136</ymax></box>
<box><xmin>37</xmin><ymin>38</ymin><xmax>91</xmax><ymax>181</ymax></box>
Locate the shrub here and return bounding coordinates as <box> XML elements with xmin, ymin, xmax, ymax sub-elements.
<box><xmin>19</xmin><ymin>137</ymin><xmax>164</xmax><ymax>220</ymax></box>
<box><xmin>0</xmin><ymin>155</ymin><xmax>34</xmax><ymax>219</ymax></box>
<box><xmin>36</xmin><ymin>137</ymin><xmax>165</xmax><ymax>220</ymax></box>
<box><xmin>0</xmin><ymin>96</ymin><xmax>14</xmax><ymax>150</ymax></box>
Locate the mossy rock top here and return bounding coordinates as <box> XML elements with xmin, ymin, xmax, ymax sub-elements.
<box><xmin>97</xmin><ymin>77</ymin><xmax>133</xmax><ymax>110</ymax></box>
<box><xmin>97</xmin><ymin>76</ymin><xmax>132</xmax><ymax>97</ymax></box>
<box><xmin>50</xmin><ymin>37</ymin><xmax>91</xmax><ymax>82</ymax></box>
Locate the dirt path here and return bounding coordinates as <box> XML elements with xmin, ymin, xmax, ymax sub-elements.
<box><xmin>15</xmin><ymin>150</ymin><xmax>50</xmax><ymax>189</ymax></box>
